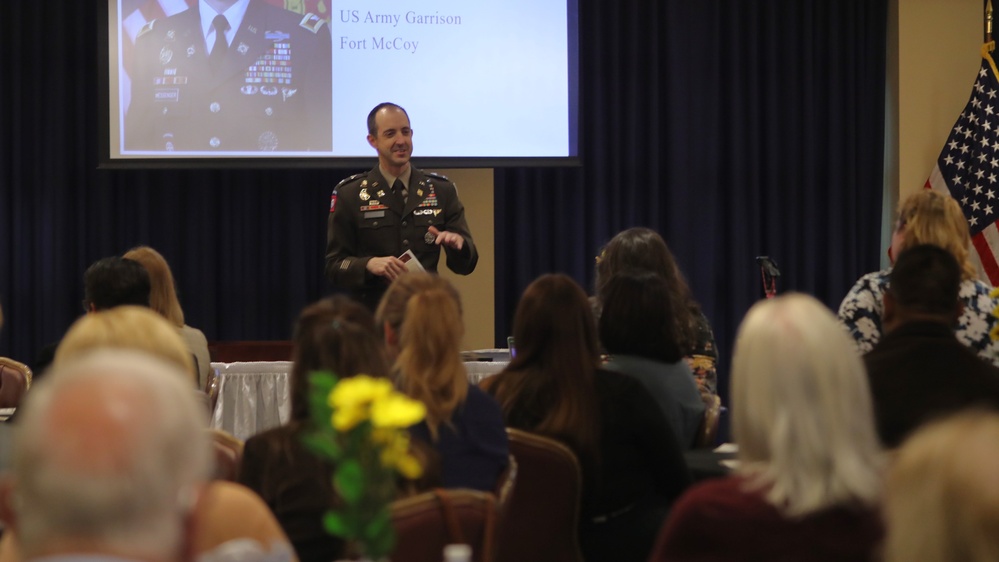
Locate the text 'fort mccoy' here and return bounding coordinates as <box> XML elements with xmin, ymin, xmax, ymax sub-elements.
<box><xmin>337</xmin><ymin>10</ymin><xmax>463</xmax><ymax>54</ymax></box>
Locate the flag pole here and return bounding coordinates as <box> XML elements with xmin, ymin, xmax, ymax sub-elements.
<box><xmin>988</xmin><ymin>0</ymin><xmax>994</xmax><ymax>49</ymax></box>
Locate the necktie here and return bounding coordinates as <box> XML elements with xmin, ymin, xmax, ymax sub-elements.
<box><xmin>210</xmin><ymin>15</ymin><xmax>230</xmax><ymax>72</ymax></box>
<box><xmin>393</xmin><ymin>179</ymin><xmax>408</xmax><ymax>204</ymax></box>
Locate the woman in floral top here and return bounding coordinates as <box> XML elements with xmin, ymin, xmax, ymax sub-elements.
<box><xmin>838</xmin><ymin>190</ymin><xmax>999</xmax><ymax>365</ymax></box>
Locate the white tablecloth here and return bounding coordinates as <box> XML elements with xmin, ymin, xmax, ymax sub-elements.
<box><xmin>210</xmin><ymin>359</ymin><xmax>509</xmax><ymax>441</ymax></box>
<box><xmin>210</xmin><ymin>361</ymin><xmax>292</xmax><ymax>441</ymax></box>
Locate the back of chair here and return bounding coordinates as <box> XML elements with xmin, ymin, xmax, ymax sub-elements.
<box><xmin>498</xmin><ymin>428</ymin><xmax>584</xmax><ymax>562</ymax></box>
<box><xmin>208</xmin><ymin>428</ymin><xmax>244</xmax><ymax>481</ymax></box>
<box><xmin>694</xmin><ymin>394</ymin><xmax>722</xmax><ymax>449</ymax></box>
<box><xmin>0</xmin><ymin>357</ymin><xmax>32</xmax><ymax>410</ymax></box>
<box><xmin>392</xmin><ymin>489</ymin><xmax>498</xmax><ymax>562</ymax></box>
<box><xmin>494</xmin><ymin>454</ymin><xmax>517</xmax><ymax>512</ymax></box>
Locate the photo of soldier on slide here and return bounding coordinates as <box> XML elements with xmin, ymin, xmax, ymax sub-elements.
<box><xmin>124</xmin><ymin>0</ymin><xmax>333</xmax><ymax>152</ymax></box>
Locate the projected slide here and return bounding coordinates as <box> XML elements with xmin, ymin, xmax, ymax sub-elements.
<box><xmin>110</xmin><ymin>0</ymin><xmax>577</xmax><ymax>159</ymax></box>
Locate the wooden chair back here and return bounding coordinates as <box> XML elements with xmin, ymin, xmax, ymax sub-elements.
<box><xmin>694</xmin><ymin>394</ymin><xmax>722</xmax><ymax>449</ymax></box>
<box><xmin>208</xmin><ymin>428</ymin><xmax>244</xmax><ymax>481</ymax></box>
<box><xmin>0</xmin><ymin>357</ymin><xmax>32</xmax><ymax>410</ymax></box>
<box><xmin>497</xmin><ymin>428</ymin><xmax>584</xmax><ymax>562</ymax></box>
<box><xmin>391</xmin><ymin>488</ymin><xmax>498</xmax><ymax>562</ymax></box>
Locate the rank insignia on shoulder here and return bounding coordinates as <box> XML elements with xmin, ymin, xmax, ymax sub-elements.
<box><xmin>300</xmin><ymin>13</ymin><xmax>326</xmax><ymax>33</ymax></box>
<box><xmin>137</xmin><ymin>20</ymin><xmax>156</xmax><ymax>40</ymax></box>
<box><xmin>426</xmin><ymin>171</ymin><xmax>450</xmax><ymax>182</ymax></box>
<box><xmin>335</xmin><ymin>172</ymin><xmax>368</xmax><ymax>190</ymax></box>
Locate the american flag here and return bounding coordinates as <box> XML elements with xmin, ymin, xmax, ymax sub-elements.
<box><xmin>927</xmin><ymin>43</ymin><xmax>999</xmax><ymax>285</ymax></box>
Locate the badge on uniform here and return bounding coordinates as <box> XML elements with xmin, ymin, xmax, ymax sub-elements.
<box><xmin>159</xmin><ymin>47</ymin><xmax>173</xmax><ymax>65</ymax></box>
<box><xmin>417</xmin><ymin>189</ymin><xmax>424</xmax><ymax>197</ymax></box>
<box><xmin>359</xmin><ymin>188</ymin><xmax>370</xmax><ymax>201</ymax></box>
<box><xmin>377</xmin><ymin>190</ymin><xmax>386</xmax><ymax>198</ymax></box>
<box><xmin>425</xmin><ymin>231</ymin><xmax>437</xmax><ymax>245</ymax></box>
<box><xmin>237</xmin><ymin>43</ymin><xmax>249</xmax><ymax>55</ymax></box>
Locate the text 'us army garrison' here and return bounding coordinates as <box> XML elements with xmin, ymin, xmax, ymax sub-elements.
<box><xmin>338</xmin><ymin>10</ymin><xmax>463</xmax><ymax>54</ymax></box>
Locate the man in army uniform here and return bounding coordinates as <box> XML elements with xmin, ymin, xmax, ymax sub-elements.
<box><xmin>125</xmin><ymin>0</ymin><xmax>332</xmax><ymax>152</ymax></box>
<box><xmin>326</xmin><ymin>103</ymin><xmax>478</xmax><ymax>310</ymax></box>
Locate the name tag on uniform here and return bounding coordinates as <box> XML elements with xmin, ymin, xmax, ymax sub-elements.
<box><xmin>364</xmin><ymin>211</ymin><xmax>385</xmax><ymax>219</ymax></box>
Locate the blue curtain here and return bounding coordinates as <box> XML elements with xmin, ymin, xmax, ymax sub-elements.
<box><xmin>1</xmin><ymin>0</ymin><xmax>887</xmax><ymax>401</ymax></box>
<box><xmin>495</xmin><ymin>0</ymin><xmax>887</xmax><ymax>399</ymax></box>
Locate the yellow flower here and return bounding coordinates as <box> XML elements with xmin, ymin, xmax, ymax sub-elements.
<box><xmin>991</xmin><ymin>322</ymin><xmax>999</xmax><ymax>343</ymax></box>
<box><xmin>378</xmin><ymin>432</ymin><xmax>424</xmax><ymax>479</ymax></box>
<box><xmin>990</xmin><ymin>288</ymin><xmax>999</xmax><ymax>299</ymax></box>
<box><xmin>370</xmin><ymin>394</ymin><xmax>426</xmax><ymax>428</ymax></box>
<box><xmin>328</xmin><ymin>375</ymin><xmax>393</xmax><ymax>411</ymax></box>
<box><xmin>331</xmin><ymin>405</ymin><xmax>367</xmax><ymax>432</ymax></box>
<box><xmin>394</xmin><ymin>453</ymin><xmax>424</xmax><ymax>479</ymax></box>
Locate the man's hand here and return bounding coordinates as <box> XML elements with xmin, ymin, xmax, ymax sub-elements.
<box><xmin>366</xmin><ymin>256</ymin><xmax>407</xmax><ymax>280</ymax></box>
<box><xmin>428</xmin><ymin>226</ymin><xmax>464</xmax><ymax>250</ymax></box>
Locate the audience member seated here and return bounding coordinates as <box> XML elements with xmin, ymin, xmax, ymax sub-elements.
<box><xmin>377</xmin><ymin>273</ymin><xmax>509</xmax><ymax>492</ymax></box>
<box><xmin>0</xmin><ymin>316</ymin><xmax>292</xmax><ymax>561</ymax></box>
<box><xmin>649</xmin><ymin>293</ymin><xmax>883</xmax><ymax>562</ymax></box>
<box><xmin>599</xmin><ymin>271</ymin><xmax>704</xmax><ymax>449</ymax></box>
<box><xmin>839</xmin><ymin>189</ymin><xmax>999</xmax><ymax>364</ymax></box>
<box><xmin>593</xmin><ymin>227</ymin><xmax>719</xmax><ymax>395</ymax></box>
<box><xmin>863</xmin><ymin>244</ymin><xmax>999</xmax><ymax>448</ymax></box>
<box><xmin>54</xmin><ymin>305</ymin><xmax>198</xmax><ymax>387</ymax></box>
<box><xmin>124</xmin><ymin>246</ymin><xmax>211</xmax><ymax>390</ymax></box>
<box><xmin>482</xmin><ymin>274</ymin><xmax>690</xmax><ymax>562</ymax></box>
<box><xmin>0</xmin><ymin>350</ymin><xmax>295</xmax><ymax>562</ymax></box>
<box><xmin>31</xmin><ymin>255</ymin><xmax>151</xmax><ymax>379</ymax></box>
<box><xmin>239</xmin><ymin>296</ymin><xmax>393</xmax><ymax>562</ymax></box>
<box><xmin>883</xmin><ymin>410</ymin><xmax>999</xmax><ymax>562</ymax></box>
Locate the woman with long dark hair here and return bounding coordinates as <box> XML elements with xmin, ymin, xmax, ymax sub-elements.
<box><xmin>599</xmin><ymin>271</ymin><xmax>705</xmax><ymax>449</ymax></box>
<box><xmin>483</xmin><ymin>273</ymin><xmax>690</xmax><ymax>562</ymax></box>
<box><xmin>594</xmin><ymin>228</ymin><xmax>719</xmax><ymax>395</ymax></box>
<box><xmin>239</xmin><ymin>296</ymin><xmax>391</xmax><ymax>562</ymax></box>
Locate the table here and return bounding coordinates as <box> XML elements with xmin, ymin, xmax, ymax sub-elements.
<box><xmin>210</xmin><ymin>361</ymin><xmax>292</xmax><ymax>441</ymax></box>
<box><xmin>210</xmin><ymin>356</ymin><xmax>510</xmax><ymax>441</ymax></box>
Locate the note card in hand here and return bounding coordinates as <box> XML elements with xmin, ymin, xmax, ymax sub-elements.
<box><xmin>399</xmin><ymin>250</ymin><xmax>425</xmax><ymax>273</ymax></box>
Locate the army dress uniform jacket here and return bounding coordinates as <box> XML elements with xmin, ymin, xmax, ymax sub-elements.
<box><xmin>126</xmin><ymin>0</ymin><xmax>332</xmax><ymax>152</ymax></box>
<box><xmin>326</xmin><ymin>167</ymin><xmax>478</xmax><ymax>309</ymax></box>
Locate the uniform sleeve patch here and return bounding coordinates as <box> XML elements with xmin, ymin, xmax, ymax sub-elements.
<box><xmin>300</xmin><ymin>13</ymin><xmax>326</xmax><ymax>33</ymax></box>
<box><xmin>330</xmin><ymin>193</ymin><xmax>338</xmax><ymax>213</ymax></box>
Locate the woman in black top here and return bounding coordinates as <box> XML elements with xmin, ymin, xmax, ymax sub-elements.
<box><xmin>482</xmin><ymin>274</ymin><xmax>691</xmax><ymax>562</ymax></box>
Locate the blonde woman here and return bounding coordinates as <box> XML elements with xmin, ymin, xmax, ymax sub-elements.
<box><xmin>650</xmin><ymin>294</ymin><xmax>884</xmax><ymax>561</ymax></box>
<box><xmin>55</xmin><ymin>305</ymin><xmax>196</xmax><ymax>386</ymax></box>
<box><xmin>376</xmin><ymin>273</ymin><xmax>508</xmax><ymax>491</ymax></box>
<box><xmin>885</xmin><ymin>411</ymin><xmax>999</xmax><ymax>562</ymax></box>
<box><xmin>838</xmin><ymin>189</ymin><xmax>999</xmax><ymax>364</ymax></box>
<box><xmin>123</xmin><ymin>246</ymin><xmax>210</xmax><ymax>388</ymax></box>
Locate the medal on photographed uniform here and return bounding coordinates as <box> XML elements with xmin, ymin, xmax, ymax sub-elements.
<box><xmin>425</xmin><ymin>231</ymin><xmax>436</xmax><ymax>245</ymax></box>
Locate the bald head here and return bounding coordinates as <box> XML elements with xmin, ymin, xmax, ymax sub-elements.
<box><xmin>7</xmin><ymin>350</ymin><xmax>211</xmax><ymax>559</ymax></box>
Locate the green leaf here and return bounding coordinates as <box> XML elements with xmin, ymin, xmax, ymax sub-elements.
<box><xmin>335</xmin><ymin>459</ymin><xmax>366</xmax><ymax>504</ymax></box>
<box><xmin>300</xmin><ymin>432</ymin><xmax>341</xmax><ymax>460</ymax></box>
<box><xmin>367</xmin><ymin>511</ymin><xmax>396</xmax><ymax>560</ymax></box>
<box><xmin>323</xmin><ymin>511</ymin><xmax>351</xmax><ymax>538</ymax></box>
<box><xmin>310</xmin><ymin>370</ymin><xmax>339</xmax><ymax>392</ymax></box>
